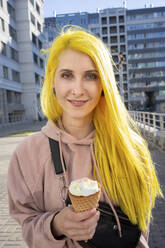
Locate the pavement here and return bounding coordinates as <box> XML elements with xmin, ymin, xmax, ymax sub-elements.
<box><xmin>0</xmin><ymin>121</ymin><xmax>165</xmax><ymax>248</ymax></box>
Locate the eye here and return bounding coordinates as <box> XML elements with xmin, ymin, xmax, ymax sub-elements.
<box><xmin>86</xmin><ymin>73</ymin><xmax>98</xmax><ymax>80</ymax></box>
<box><xmin>61</xmin><ymin>72</ymin><xmax>72</xmax><ymax>79</ymax></box>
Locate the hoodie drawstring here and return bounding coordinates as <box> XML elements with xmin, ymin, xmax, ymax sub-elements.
<box><xmin>57</xmin><ymin>131</ymin><xmax>122</xmax><ymax>237</ymax></box>
<box><xmin>90</xmin><ymin>143</ymin><xmax>122</xmax><ymax>238</ymax></box>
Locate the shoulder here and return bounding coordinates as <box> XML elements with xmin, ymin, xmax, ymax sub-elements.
<box><xmin>10</xmin><ymin>132</ymin><xmax>52</xmax><ymax>189</ymax></box>
<box><xmin>15</xmin><ymin>131</ymin><xmax>50</xmax><ymax>160</ymax></box>
<box><xmin>16</xmin><ymin>131</ymin><xmax>47</xmax><ymax>149</ymax></box>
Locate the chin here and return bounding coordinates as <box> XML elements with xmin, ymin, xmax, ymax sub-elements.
<box><xmin>68</xmin><ymin>112</ymin><xmax>92</xmax><ymax>120</ymax></box>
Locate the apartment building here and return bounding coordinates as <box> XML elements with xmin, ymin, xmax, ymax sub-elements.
<box><xmin>0</xmin><ymin>0</ymin><xmax>45</xmax><ymax>125</ymax></box>
<box><xmin>44</xmin><ymin>11</ymin><xmax>88</xmax><ymax>45</ymax></box>
<box><xmin>45</xmin><ymin>8</ymin><xmax>129</xmax><ymax>108</ymax></box>
<box><xmin>44</xmin><ymin>6</ymin><xmax>165</xmax><ymax>113</ymax></box>
<box><xmin>99</xmin><ymin>8</ymin><xmax>129</xmax><ymax>107</ymax></box>
<box><xmin>127</xmin><ymin>7</ymin><xmax>165</xmax><ymax>112</ymax></box>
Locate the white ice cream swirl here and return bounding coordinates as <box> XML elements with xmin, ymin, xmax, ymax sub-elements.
<box><xmin>69</xmin><ymin>177</ymin><xmax>100</xmax><ymax>196</ymax></box>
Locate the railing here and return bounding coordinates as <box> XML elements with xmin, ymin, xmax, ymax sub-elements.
<box><xmin>129</xmin><ymin>111</ymin><xmax>165</xmax><ymax>151</ymax></box>
<box><xmin>0</xmin><ymin>113</ymin><xmax>25</xmax><ymax>127</ymax></box>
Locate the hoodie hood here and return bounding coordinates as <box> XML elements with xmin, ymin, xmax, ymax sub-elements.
<box><xmin>41</xmin><ymin>119</ymin><xmax>95</xmax><ymax>146</ymax></box>
<box><xmin>41</xmin><ymin>119</ymin><xmax>95</xmax><ymax>185</ymax></box>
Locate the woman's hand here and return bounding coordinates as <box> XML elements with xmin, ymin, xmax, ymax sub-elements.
<box><xmin>52</xmin><ymin>205</ymin><xmax>100</xmax><ymax>241</ymax></box>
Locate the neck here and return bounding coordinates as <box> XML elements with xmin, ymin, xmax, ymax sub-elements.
<box><xmin>61</xmin><ymin>116</ymin><xmax>94</xmax><ymax>139</ymax></box>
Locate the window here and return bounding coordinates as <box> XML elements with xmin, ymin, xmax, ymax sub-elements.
<box><xmin>119</xmin><ymin>15</ymin><xmax>124</xmax><ymax>23</ymax></box>
<box><xmin>30</xmin><ymin>12</ymin><xmax>35</xmax><ymax>26</ymax></box>
<box><xmin>37</xmin><ymin>22</ymin><xmax>41</xmax><ymax>32</ymax></box>
<box><xmin>103</xmin><ymin>36</ymin><xmax>108</xmax><ymax>43</ymax></box>
<box><xmin>35</xmin><ymin>73</ymin><xmax>40</xmax><ymax>84</ymax></box>
<box><xmin>3</xmin><ymin>66</ymin><xmax>9</xmax><ymax>79</ymax></box>
<box><xmin>123</xmin><ymin>74</ymin><xmax>127</xmax><ymax>81</ymax></box>
<box><xmin>90</xmin><ymin>28</ymin><xmax>100</xmax><ymax>37</ymax></box>
<box><xmin>111</xmin><ymin>46</ymin><xmax>118</xmax><ymax>53</ymax></box>
<box><xmin>40</xmin><ymin>58</ymin><xmax>44</xmax><ymax>68</ymax></box>
<box><xmin>123</xmin><ymin>64</ymin><xmax>127</xmax><ymax>71</ymax></box>
<box><xmin>38</xmin><ymin>39</ymin><xmax>42</xmax><ymax>49</ymax></box>
<box><xmin>124</xmin><ymin>83</ymin><xmax>128</xmax><ymax>90</ymax></box>
<box><xmin>11</xmin><ymin>47</ymin><xmax>18</xmax><ymax>62</ymax></box>
<box><xmin>109</xmin><ymin>16</ymin><xmax>116</xmax><ymax>24</ymax></box>
<box><xmin>119</xmin><ymin>25</ymin><xmax>125</xmax><ymax>33</ymax></box>
<box><xmin>110</xmin><ymin>36</ymin><xmax>117</xmax><ymax>43</ymax></box>
<box><xmin>1</xmin><ymin>42</ymin><xmax>6</xmax><ymax>56</ymax></box>
<box><xmin>7</xmin><ymin>90</ymin><xmax>12</xmax><ymax>103</ymax></box>
<box><xmin>101</xmin><ymin>17</ymin><xmax>107</xmax><ymax>25</ymax></box>
<box><xmin>89</xmin><ymin>16</ymin><xmax>99</xmax><ymax>24</ymax></box>
<box><xmin>32</xmin><ymin>32</ymin><xmax>37</xmax><ymax>45</ymax></box>
<box><xmin>110</xmin><ymin>26</ymin><xmax>117</xmax><ymax>34</ymax></box>
<box><xmin>15</xmin><ymin>92</ymin><xmax>21</xmax><ymax>104</ymax></box>
<box><xmin>91</xmin><ymin>27</ymin><xmax>100</xmax><ymax>34</ymax></box>
<box><xmin>9</xmin><ymin>25</ymin><xmax>17</xmax><ymax>41</ymax></box>
<box><xmin>124</xmin><ymin>92</ymin><xmax>128</xmax><ymax>100</ymax></box>
<box><xmin>102</xmin><ymin>27</ymin><xmax>107</xmax><ymax>35</ymax></box>
<box><xmin>0</xmin><ymin>17</ymin><xmax>5</xmax><ymax>31</ymax></box>
<box><xmin>0</xmin><ymin>0</ymin><xmax>3</xmax><ymax>8</ymax></box>
<box><xmin>115</xmin><ymin>74</ymin><xmax>119</xmax><ymax>82</ymax></box>
<box><xmin>112</xmin><ymin>55</ymin><xmax>118</xmax><ymax>63</ymax></box>
<box><xmin>7</xmin><ymin>2</ymin><xmax>15</xmax><ymax>20</ymax></box>
<box><xmin>120</xmin><ymin>45</ymin><xmax>125</xmax><ymax>52</ymax></box>
<box><xmin>33</xmin><ymin>53</ymin><xmax>38</xmax><ymax>64</ymax></box>
<box><xmin>120</xmin><ymin>35</ymin><xmax>125</xmax><ymax>43</ymax></box>
<box><xmin>12</xmin><ymin>70</ymin><xmax>20</xmax><ymax>82</ymax></box>
<box><xmin>36</xmin><ymin>3</ymin><xmax>40</xmax><ymax>15</ymax></box>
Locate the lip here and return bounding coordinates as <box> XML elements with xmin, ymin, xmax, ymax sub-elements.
<box><xmin>67</xmin><ymin>99</ymin><xmax>88</xmax><ymax>107</ymax></box>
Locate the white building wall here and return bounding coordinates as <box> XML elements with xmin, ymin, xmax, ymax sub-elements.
<box><xmin>0</xmin><ymin>0</ymin><xmax>45</xmax><ymax>124</ymax></box>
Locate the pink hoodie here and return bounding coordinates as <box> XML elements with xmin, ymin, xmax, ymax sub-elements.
<box><xmin>7</xmin><ymin>120</ymin><xmax>149</xmax><ymax>248</ymax></box>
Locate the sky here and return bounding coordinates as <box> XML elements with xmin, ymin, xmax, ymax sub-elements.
<box><xmin>44</xmin><ymin>0</ymin><xmax>165</xmax><ymax>17</ymax></box>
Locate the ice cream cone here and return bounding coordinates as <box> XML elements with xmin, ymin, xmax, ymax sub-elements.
<box><xmin>69</xmin><ymin>183</ymin><xmax>101</xmax><ymax>212</ymax></box>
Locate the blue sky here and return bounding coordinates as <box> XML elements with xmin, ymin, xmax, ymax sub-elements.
<box><xmin>44</xmin><ymin>0</ymin><xmax>165</xmax><ymax>17</ymax></box>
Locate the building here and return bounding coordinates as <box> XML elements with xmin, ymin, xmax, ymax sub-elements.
<box><xmin>44</xmin><ymin>6</ymin><xmax>165</xmax><ymax>113</ymax></box>
<box><xmin>44</xmin><ymin>12</ymin><xmax>88</xmax><ymax>45</ymax></box>
<box><xmin>88</xmin><ymin>12</ymin><xmax>100</xmax><ymax>37</ymax></box>
<box><xmin>99</xmin><ymin>8</ymin><xmax>129</xmax><ymax>107</ymax></box>
<box><xmin>56</xmin><ymin>12</ymin><xmax>88</xmax><ymax>31</ymax></box>
<box><xmin>44</xmin><ymin>16</ymin><xmax>56</xmax><ymax>42</ymax></box>
<box><xmin>127</xmin><ymin>6</ymin><xmax>165</xmax><ymax>112</ymax></box>
<box><xmin>2</xmin><ymin>3</ymin><xmax>164</xmax><ymax>125</ymax></box>
<box><xmin>0</xmin><ymin>0</ymin><xmax>45</xmax><ymax>125</ymax></box>
<box><xmin>45</xmin><ymin>8</ymin><xmax>129</xmax><ymax>107</ymax></box>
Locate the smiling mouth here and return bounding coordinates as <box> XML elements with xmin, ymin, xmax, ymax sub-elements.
<box><xmin>68</xmin><ymin>99</ymin><xmax>88</xmax><ymax>107</ymax></box>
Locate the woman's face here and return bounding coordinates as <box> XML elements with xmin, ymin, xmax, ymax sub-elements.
<box><xmin>54</xmin><ymin>48</ymin><xmax>102</xmax><ymax>123</ymax></box>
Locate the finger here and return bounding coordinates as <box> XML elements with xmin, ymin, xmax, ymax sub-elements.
<box><xmin>71</xmin><ymin>228</ymin><xmax>97</xmax><ymax>241</ymax></box>
<box><xmin>64</xmin><ymin>207</ymin><xmax>99</xmax><ymax>231</ymax></box>
<box><xmin>80</xmin><ymin>211</ymin><xmax>100</xmax><ymax>231</ymax></box>
<box><xmin>68</xmin><ymin>219</ymin><xmax>98</xmax><ymax>237</ymax></box>
<box><xmin>72</xmin><ymin>208</ymin><xmax>97</xmax><ymax>222</ymax></box>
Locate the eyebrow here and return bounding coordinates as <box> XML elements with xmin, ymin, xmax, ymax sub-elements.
<box><xmin>58</xmin><ymin>69</ymin><xmax>99</xmax><ymax>74</ymax></box>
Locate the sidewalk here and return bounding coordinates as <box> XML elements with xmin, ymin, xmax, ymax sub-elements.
<box><xmin>0</xmin><ymin>124</ymin><xmax>164</xmax><ymax>247</ymax></box>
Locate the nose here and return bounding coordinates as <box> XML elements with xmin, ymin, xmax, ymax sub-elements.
<box><xmin>71</xmin><ymin>77</ymin><xmax>85</xmax><ymax>96</ymax></box>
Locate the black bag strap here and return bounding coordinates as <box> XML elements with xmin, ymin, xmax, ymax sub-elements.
<box><xmin>48</xmin><ymin>137</ymin><xmax>66</xmax><ymax>174</ymax></box>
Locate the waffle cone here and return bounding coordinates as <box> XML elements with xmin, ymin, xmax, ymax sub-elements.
<box><xmin>69</xmin><ymin>184</ymin><xmax>101</xmax><ymax>212</ymax></box>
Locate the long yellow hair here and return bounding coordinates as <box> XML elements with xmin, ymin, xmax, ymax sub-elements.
<box><xmin>41</xmin><ymin>26</ymin><xmax>163</xmax><ymax>231</ymax></box>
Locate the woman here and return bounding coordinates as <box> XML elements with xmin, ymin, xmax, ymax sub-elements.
<box><xmin>8</xmin><ymin>26</ymin><xmax>162</xmax><ymax>248</ymax></box>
